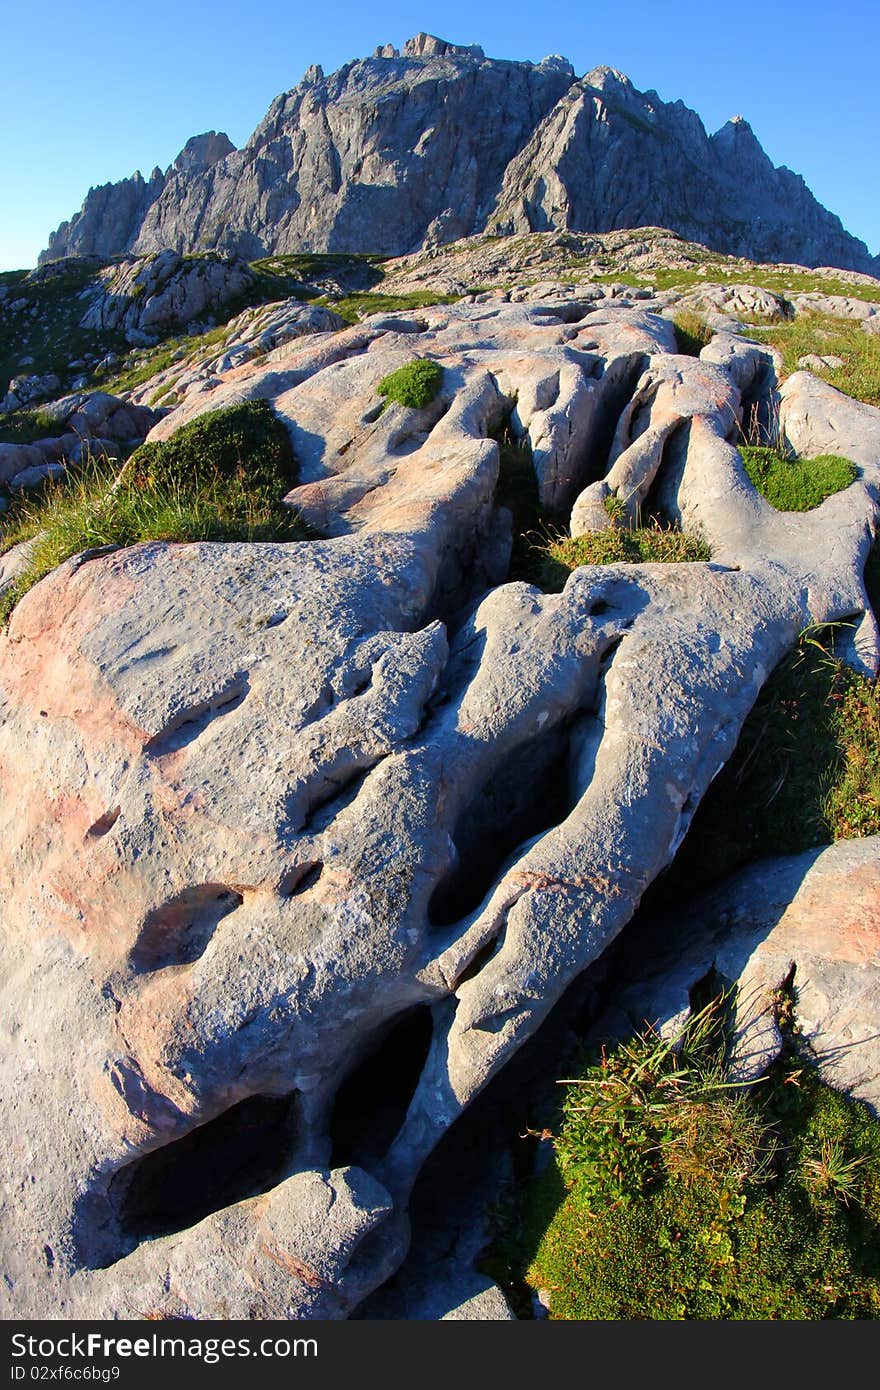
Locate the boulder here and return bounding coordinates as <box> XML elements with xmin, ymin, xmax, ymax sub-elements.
<box><xmin>79</xmin><ymin>253</ymin><xmax>255</xmax><ymax>345</ymax></box>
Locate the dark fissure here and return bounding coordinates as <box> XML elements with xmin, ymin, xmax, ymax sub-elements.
<box><xmin>428</xmin><ymin>721</ymin><xmax>576</xmax><ymax>928</ymax></box>
<box><xmin>330</xmin><ymin>1006</ymin><xmax>433</xmax><ymax>1170</ymax></box>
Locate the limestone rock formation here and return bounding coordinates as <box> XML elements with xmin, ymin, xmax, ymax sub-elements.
<box><xmin>42</xmin><ymin>135</ymin><xmax>234</xmax><ymax>265</ymax></box>
<box><xmin>40</xmin><ymin>37</ymin><xmax>878</xmax><ymax>274</ymax></box>
<box><xmin>1</xmin><ymin>286</ymin><xmax>878</xmax><ymax>1319</ymax></box>
<box><xmin>492</xmin><ymin>77</ymin><xmax>875</xmax><ymax>273</ymax></box>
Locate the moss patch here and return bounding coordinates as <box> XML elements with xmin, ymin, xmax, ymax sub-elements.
<box><xmin>741</xmin><ymin>444</ymin><xmax>857</xmax><ymax>511</ymax></box>
<box><xmin>376</xmin><ymin>357</ymin><xmax>443</xmax><ymax>410</ymax></box>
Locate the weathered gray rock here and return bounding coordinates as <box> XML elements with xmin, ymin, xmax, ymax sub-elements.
<box><xmin>0</xmin><ymin>392</ymin><xmax>160</xmax><ymax>490</ymax></box>
<box><xmin>124</xmin><ymin>300</ymin><xmax>347</xmax><ymax>410</ymax></box>
<box><xmin>0</xmin><ymin>538</ymin><xmax>36</xmax><ymax>597</ymax></box>
<box><xmin>790</xmin><ymin>290</ymin><xmax>880</xmax><ymax>324</ymax></box>
<box><xmin>1</xmin><ymin>291</ymin><xmax>878</xmax><ymax>1321</ymax></box>
<box><xmin>491</xmin><ymin>76</ymin><xmax>877</xmax><ymax>273</ymax></box>
<box><xmin>79</xmin><ymin>251</ymin><xmax>255</xmax><ymax>345</ymax></box>
<box><xmin>599</xmin><ymin>838</ymin><xmax>880</xmax><ymax>1113</ymax></box>
<box><xmin>1</xmin><ymin>372</ymin><xmax>61</xmax><ymax>413</ymax></box>
<box><xmin>39</xmin><ymin>39</ymin><xmax>879</xmax><ymax>274</ymax></box>
<box><xmin>675</xmin><ymin>283</ymin><xmax>794</xmax><ymax>322</ymax></box>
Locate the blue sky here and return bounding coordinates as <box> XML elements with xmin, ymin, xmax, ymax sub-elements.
<box><xmin>2</xmin><ymin>1</ymin><xmax>877</xmax><ymax>271</ymax></box>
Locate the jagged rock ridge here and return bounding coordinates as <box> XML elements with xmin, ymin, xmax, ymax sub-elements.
<box><xmin>42</xmin><ymin>34</ymin><xmax>877</xmax><ymax>274</ymax></box>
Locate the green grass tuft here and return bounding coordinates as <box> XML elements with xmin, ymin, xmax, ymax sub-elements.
<box><xmin>0</xmin><ymin>407</ymin><xmax>63</xmax><ymax>445</ymax></box>
<box><xmin>741</xmin><ymin>445</ymin><xmax>857</xmax><ymax>511</ymax></box>
<box><xmin>535</xmin><ymin>523</ymin><xmax>711</xmax><ymax>591</ymax></box>
<box><xmin>652</xmin><ymin>621</ymin><xmax>880</xmax><ymax>900</ymax></box>
<box><xmin>672</xmin><ymin>310</ymin><xmax>714</xmax><ymax>357</ymax></box>
<box><xmin>376</xmin><ymin>357</ymin><xmax>443</xmax><ymax>410</ymax></box>
<box><xmin>750</xmin><ymin>312</ymin><xmax>880</xmax><ymax>409</ymax></box>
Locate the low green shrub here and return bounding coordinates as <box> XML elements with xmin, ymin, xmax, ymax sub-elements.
<box><xmin>128</xmin><ymin>399</ymin><xmax>296</xmax><ymax>493</ymax></box>
<box><xmin>741</xmin><ymin>444</ymin><xmax>857</xmax><ymax>511</ymax></box>
<box><xmin>376</xmin><ymin>358</ymin><xmax>443</xmax><ymax>410</ymax></box>
<box><xmin>489</xmin><ymin>994</ymin><xmax>880</xmax><ymax>1319</ymax></box>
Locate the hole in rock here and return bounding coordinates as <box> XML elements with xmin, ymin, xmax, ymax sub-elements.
<box><xmin>145</xmin><ymin>677</ymin><xmax>250</xmax><ymax>757</ymax></box>
<box><xmin>109</xmin><ymin>1092</ymin><xmax>299</xmax><ymax>1247</ymax></box>
<box><xmin>739</xmin><ymin>365</ymin><xmax>780</xmax><ymax>449</ymax></box>
<box><xmin>455</xmin><ymin>933</ymin><xmax>502</xmax><ymax>986</ymax></box>
<box><xmin>85</xmin><ymin>807</ymin><xmax>120</xmax><ymax>839</ymax></box>
<box><xmin>530</xmin><ymin>302</ymin><xmax>593</xmax><ymax>325</ymax></box>
<box><xmin>293</xmin><ymin>762</ymin><xmax>372</xmax><ymax>836</ymax></box>
<box><xmin>348</xmin><ymin>670</ymin><xmax>372</xmax><ymax>697</ymax></box>
<box><xmin>428</xmin><ymin>721</ymin><xmax>577</xmax><ymax>929</ymax></box>
<box><xmin>688</xmin><ymin>964</ymin><xmax>732</xmax><ymax>1018</ymax></box>
<box><xmin>625</xmin><ymin>388</ymin><xmax>659</xmax><ymax>449</ymax></box>
<box><xmin>130</xmin><ymin>885</ymin><xmax>243</xmax><ymax>971</ymax></box>
<box><xmin>279</xmin><ymin>861</ymin><xmax>324</xmax><ymax>897</ymax></box>
<box><xmin>561</xmin><ymin>352</ymin><xmax>649</xmax><ymax>513</ymax></box>
<box><xmin>330</xmin><ymin>1006</ymin><xmax>433</xmax><ymax>1169</ymax></box>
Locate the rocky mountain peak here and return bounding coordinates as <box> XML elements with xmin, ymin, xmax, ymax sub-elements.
<box><xmin>584</xmin><ymin>65</ymin><xmax>635</xmax><ymax>93</ymax></box>
<box><xmin>539</xmin><ymin>54</ymin><xmax>576</xmax><ymax>76</ymax></box>
<box><xmin>401</xmin><ymin>32</ymin><xmax>485</xmax><ymax>60</ymax></box>
<box><xmin>39</xmin><ymin>35</ymin><xmax>878</xmax><ymax>274</ymax></box>
<box><xmin>171</xmin><ymin>131</ymin><xmax>236</xmax><ymax>175</ymax></box>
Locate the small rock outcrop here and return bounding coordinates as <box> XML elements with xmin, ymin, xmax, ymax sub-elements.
<box><xmin>0</xmin><ymin>391</ymin><xmax>161</xmax><ymax>490</ymax></box>
<box><xmin>40</xmin><ymin>38</ymin><xmax>878</xmax><ymax>273</ymax></box>
<box><xmin>79</xmin><ymin>251</ymin><xmax>255</xmax><ymax>346</ymax></box>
